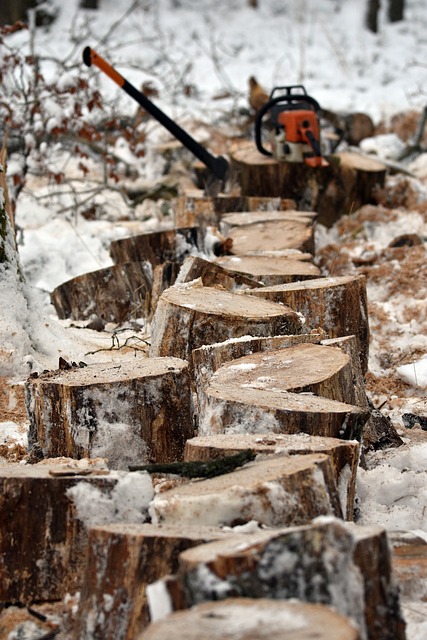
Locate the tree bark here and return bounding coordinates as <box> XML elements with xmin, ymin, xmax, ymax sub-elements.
<box><xmin>26</xmin><ymin>357</ymin><xmax>194</xmax><ymax>468</ymax></box>
<box><xmin>184</xmin><ymin>432</ymin><xmax>360</xmax><ymax>520</ymax></box>
<box><xmin>215</xmin><ymin>254</ymin><xmax>320</xmax><ymax>285</ymax></box>
<box><xmin>140</xmin><ymin>598</ymin><xmax>362</xmax><ymax>640</ymax></box>
<box><xmin>150</xmin><ymin>453</ymin><xmax>343</xmax><ymax>528</ymax></box>
<box><xmin>149</xmin><ymin>280</ymin><xmax>302</xmax><ymax>362</ymax></box>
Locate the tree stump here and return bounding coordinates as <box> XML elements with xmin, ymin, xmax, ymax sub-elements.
<box><xmin>184</xmin><ymin>433</ymin><xmax>360</xmax><ymax>520</ymax></box>
<box><xmin>215</xmin><ymin>254</ymin><xmax>320</xmax><ymax>285</ymax></box>
<box><xmin>26</xmin><ymin>358</ymin><xmax>194</xmax><ymax>469</ymax></box>
<box><xmin>199</xmin><ymin>343</ymin><xmax>368</xmax><ymax>440</ymax></box>
<box><xmin>175</xmin><ymin>519</ymin><xmax>406</xmax><ymax>640</ymax></box>
<box><xmin>74</xmin><ymin>523</ymin><xmax>231</xmax><ymax>640</ymax></box>
<box><xmin>174</xmin><ymin>255</ymin><xmax>262</xmax><ymax>289</ymax></box>
<box><xmin>242</xmin><ymin>275</ymin><xmax>370</xmax><ymax>374</ymax></box>
<box><xmin>149</xmin><ymin>280</ymin><xmax>302</xmax><ymax>361</ymax></box>
<box><xmin>138</xmin><ymin>598</ymin><xmax>361</xmax><ymax>640</ymax></box>
<box><xmin>50</xmin><ymin>261</ymin><xmax>153</xmax><ymax>323</ymax></box>
<box><xmin>389</xmin><ymin>531</ymin><xmax>427</xmax><ymax>603</ymax></box>
<box><xmin>223</xmin><ymin>218</ymin><xmax>315</xmax><ymax>255</ymax></box>
<box><xmin>149</xmin><ymin>453</ymin><xmax>342</xmax><ymax>528</ymax></box>
<box><xmin>173</xmin><ymin>191</ymin><xmax>296</xmax><ymax>227</ymax></box>
<box><xmin>219</xmin><ymin>209</ymin><xmax>317</xmax><ymax>233</ymax></box>
<box><xmin>0</xmin><ymin>461</ymin><xmax>153</xmax><ymax>603</ymax></box>
<box><xmin>229</xmin><ymin>142</ymin><xmax>387</xmax><ymax>227</ymax></box>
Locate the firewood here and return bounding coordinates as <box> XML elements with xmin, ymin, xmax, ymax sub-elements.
<box><xmin>138</xmin><ymin>598</ymin><xmax>362</xmax><ymax>640</ymax></box>
<box><xmin>215</xmin><ymin>253</ymin><xmax>320</xmax><ymax>285</ymax></box>
<box><xmin>26</xmin><ymin>357</ymin><xmax>194</xmax><ymax>468</ymax></box>
<box><xmin>174</xmin><ymin>255</ymin><xmax>262</xmax><ymax>289</ymax></box>
<box><xmin>174</xmin><ymin>519</ymin><xmax>406</xmax><ymax>640</ymax></box>
<box><xmin>224</xmin><ymin>218</ymin><xmax>315</xmax><ymax>255</ymax></box>
<box><xmin>184</xmin><ymin>433</ymin><xmax>360</xmax><ymax>520</ymax></box>
<box><xmin>149</xmin><ymin>453</ymin><xmax>342</xmax><ymax>528</ymax></box>
<box><xmin>219</xmin><ymin>209</ymin><xmax>317</xmax><ymax>232</ymax></box>
<box><xmin>50</xmin><ymin>261</ymin><xmax>153</xmax><ymax>323</ymax></box>
<box><xmin>241</xmin><ymin>274</ymin><xmax>369</xmax><ymax>373</ymax></box>
<box><xmin>149</xmin><ymin>280</ymin><xmax>302</xmax><ymax>361</ymax></box>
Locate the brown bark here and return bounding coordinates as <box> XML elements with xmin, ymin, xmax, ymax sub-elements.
<box><xmin>229</xmin><ymin>142</ymin><xmax>386</xmax><ymax>227</ymax></box>
<box><xmin>215</xmin><ymin>254</ymin><xmax>320</xmax><ymax>285</ymax></box>
<box><xmin>74</xmin><ymin>523</ymin><xmax>231</xmax><ymax>640</ymax></box>
<box><xmin>50</xmin><ymin>261</ymin><xmax>153</xmax><ymax>323</ymax></box>
<box><xmin>150</xmin><ymin>453</ymin><xmax>342</xmax><ymax>527</ymax></box>
<box><xmin>0</xmin><ymin>461</ymin><xmax>129</xmax><ymax>603</ymax></box>
<box><xmin>175</xmin><ymin>519</ymin><xmax>405</xmax><ymax>640</ymax></box>
<box><xmin>242</xmin><ymin>275</ymin><xmax>370</xmax><ymax>374</ymax></box>
<box><xmin>139</xmin><ymin>598</ymin><xmax>361</xmax><ymax>640</ymax></box>
<box><xmin>149</xmin><ymin>280</ymin><xmax>302</xmax><ymax>361</ymax></box>
<box><xmin>26</xmin><ymin>357</ymin><xmax>194</xmax><ymax>468</ymax></box>
<box><xmin>184</xmin><ymin>432</ymin><xmax>360</xmax><ymax>520</ymax></box>
<box><xmin>199</xmin><ymin>343</ymin><xmax>368</xmax><ymax>440</ymax></box>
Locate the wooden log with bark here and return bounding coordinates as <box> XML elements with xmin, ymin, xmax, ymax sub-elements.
<box><xmin>50</xmin><ymin>261</ymin><xmax>153</xmax><ymax>323</ymax></box>
<box><xmin>139</xmin><ymin>598</ymin><xmax>362</xmax><ymax>640</ymax></box>
<box><xmin>74</xmin><ymin>523</ymin><xmax>232</xmax><ymax>640</ymax></box>
<box><xmin>173</xmin><ymin>519</ymin><xmax>406</xmax><ymax>640</ymax></box>
<box><xmin>198</xmin><ymin>342</ymin><xmax>369</xmax><ymax>440</ymax></box>
<box><xmin>241</xmin><ymin>275</ymin><xmax>370</xmax><ymax>374</ymax></box>
<box><xmin>149</xmin><ymin>453</ymin><xmax>342</xmax><ymax>528</ymax></box>
<box><xmin>215</xmin><ymin>253</ymin><xmax>320</xmax><ymax>285</ymax></box>
<box><xmin>26</xmin><ymin>357</ymin><xmax>194</xmax><ymax>469</ymax></box>
<box><xmin>229</xmin><ymin>142</ymin><xmax>387</xmax><ymax>227</ymax></box>
<box><xmin>0</xmin><ymin>460</ymin><xmax>153</xmax><ymax>603</ymax></box>
<box><xmin>184</xmin><ymin>432</ymin><xmax>360</xmax><ymax>520</ymax></box>
<box><xmin>149</xmin><ymin>280</ymin><xmax>302</xmax><ymax>361</ymax></box>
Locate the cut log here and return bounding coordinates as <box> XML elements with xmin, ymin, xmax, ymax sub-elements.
<box><xmin>229</xmin><ymin>142</ymin><xmax>387</xmax><ymax>227</ymax></box>
<box><xmin>26</xmin><ymin>357</ymin><xmax>194</xmax><ymax>468</ymax></box>
<box><xmin>242</xmin><ymin>275</ymin><xmax>369</xmax><ymax>374</ymax></box>
<box><xmin>138</xmin><ymin>598</ymin><xmax>362</xmax><ymax>640</ymax></box>
<box><xmin>74</xmin><ymin>523</ymin><xmax>231</xmax><ymax>639</ymax></box>
<box><xmin>50</xmin><ymin>261</ymin><xmax>153</xmax><ymax>323</ymax></box>
<box><xmin>175</xmin><ymin>519</ymin><xmax>406</xmax><ymax>640</ymax></box>
<box><xmin>199</xmin><ymin>343</ymin><xmax>368</xmax><ymax>440</ymax></box>
<box><xmin>173</xmin><ymin>191</ymin><xmax>296</xmax><ymax>227</ymax></box>
<box><xmin>174</xmin><ymin>255</ymin><xmax>262</xmax><ymax>289</ymax></box>
<box><xmin>215</xmin><ymin>254</ymin><xmax>320</xmax><ymax>285</ymax></box>
<box><xmin>219</xmin><ymin>209</ymin><xmax>317</xmax><ymax>233</ymax></box>
<box><xmin>224</xmin><ymin>218</ymin><xmax>315</xmax><ymax>255</ymax></box>
<box><xmin>0</xmin><ymin>460</ymin><xmax>153</xmax><ymax>603</ymax></box>
<box><xmin>149</xmin><ymin>261</ymin><xmax>181</xmax><ymax>320</ymax></box>
<box><xmin>149</xmin><ymin>280</ymin><xmax>302</xmax><ymax>361</ymax></box>
<box><xmin>149</xmin><ymin>453</ymin><xmax>342</xmax><ymax>528</ymax></box>
<box><xmin>184</xmin><ymin>433</ymin><xmax>360</xmax><ymax>520</ymax></box>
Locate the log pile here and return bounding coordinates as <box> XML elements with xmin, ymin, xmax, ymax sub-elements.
<box><xmin>3</xmin><ymin>156</ymin><xmax>408</xmax><ymax>638</ymax></box>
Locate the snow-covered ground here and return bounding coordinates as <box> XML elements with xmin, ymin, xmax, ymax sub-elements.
<box><xmin>1</xmin><ymin>0</ymin><xmax>427</xmax><ymax>637</ymax></box>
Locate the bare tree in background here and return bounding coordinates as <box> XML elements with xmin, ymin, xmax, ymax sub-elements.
<box><xmin>366</xmin><ymin>0</ymin><xmax>405</xmax><ymax>32</ymax></box>
<box><xmin>388</xmin><ymin>0</ymin><xmax>404</xmax><ymax>22</ymax></box>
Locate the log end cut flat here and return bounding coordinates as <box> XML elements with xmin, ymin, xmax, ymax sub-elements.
<box><xmin>215</xmin><ymin>254</ymin><xmax>320</xmax><ymax>285</ymax></box>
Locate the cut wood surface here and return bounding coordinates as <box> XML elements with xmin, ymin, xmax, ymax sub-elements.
<box><xmin>149</xmin><ymin>280</ymin><xmax>302</xmax><ymax>361</ymax></box>
<box><xmin>229</xmin><ymin>142</ymin><xmax>387</xmax><ymax>226</ymax></box>
<box><xmin>224</xmin><ymin>218</ymin><xmax>315</xmax><ymax>255</ymax></box>
<box><xmin>215</xmin><ymin>253</ymin><xmax>320</xmax><ymax>285</ymax></box>
<box><xmin>174</xmin><ymin>255</ymin><xmax>262</xmax><ymax>289</ymax></box>
<box><xmin>26</xmin><ymin>357</ymin><xmax>194</xmax><ymax>468</ymax></box>
<box><xmin>242</xmin><ymin>275</ymin><xmax>369</xmax><ymax>374</ymax></box>
<box><xmin>75</xmin><ymin>522</ymin><xmax>232</xmax><ymax>640</ymax></box>
<box><xmin>184</xmin><ymin>433</ymin><xmax>359</xmax><ymax>520</ymax></box>
<box><xmin>50</xmin><ymin>261</ymin><xmax>153</xmax><ymax>323</ymax></box>
<box><xmin>0</xmin><ymin>461</ymin><xmax>126</xmax><ymax>603</ymax></box>
<box><xmin>219</xmin><ymin>209</ymin><xmax>317</xmax><ymax>230</ymax></box>
<box><xmin>150</xmin><ymin>453</ymin><xmax>342</xmax><ymax>528</ymax></box>
<box><xmin>199</xmin><ymin>343</ymin><xmax>368</xmax><ymax>440</ymax></box>
<box><xmin>138</xmin><ymin>598</ymin><xmax>361</xmax><ymax>640</ymax></box>
<box><xmin>175</xmin><ymin>519</ymin><xmax>405</xmax><ymax>640</ymax></box>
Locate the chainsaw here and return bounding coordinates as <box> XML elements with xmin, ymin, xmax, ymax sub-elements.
<box><xmin>255</xmin><ymin>85</ymin><xmax>329</xmax><ymax>167</ymax></box>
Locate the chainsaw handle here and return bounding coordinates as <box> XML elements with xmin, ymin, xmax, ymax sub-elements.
<box><xmin>255</xmin><ymin>93</ymin><xmax>321</xmax><ymax>157</ymax></box>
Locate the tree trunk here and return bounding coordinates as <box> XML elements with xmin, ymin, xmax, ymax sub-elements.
<box><xmin>388</xmin><ymin>0</ymin><xmax>404</xmax><ymax>22</ymax></box>
<box><xmin>150</xmin><ymin>453</ymin><xmax>343</xmax><ymax>528</ymax></box>
<box><xmin>215</xmin><ymin>254</ymin><xmax>320</xmax><ymax>285</ymax></box>
<box><xmin>140</xmin><ymin>598</ymin><xmax>362</xmax><ymax>640</ymax></box>
<box><xmin>0</xmin><ymin>0</ymin><xmax>37</xmax><ymax>25</ymax></box>
<box><xmin>26</xmin><ymin>357</ymin><xmax>194</xmax><ymax>468</ymax></box>
<box><xmin>198</xmin><ymin>342</ymin><xmax>368</xmax><ymax>440</ymax></box>
<box><xmin>184</xmin><ymin>432</ymin><xmax>360</xmax><ymax>520</ymax></box>
<box><xmin>241</xmin><ymin>275</ymin><xmax>370</xmax><ymax>374</ymax></box>
<box><xmin>149</xmin><ymin>280</ymin><xmax>302</xmax><ymax>362</ymax></box>
<box><xmin>366</xmin><ymin>0</ymin><xmax>381</xmax><ymax>32</ymax></box>
<box><xmin>175</xmin><ymin>519</ymin><xmax>406</xmax><ymax>640</ymax></box>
